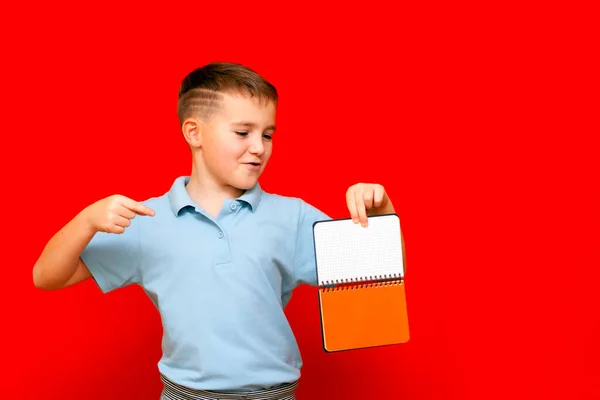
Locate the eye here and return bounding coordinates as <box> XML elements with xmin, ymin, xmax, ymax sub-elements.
<box><xmin>263</xmin><ymin>133</ymin><xmax>273</xmax><ymax>140</ymax></box>
<box><xmin>235</xmin><ymin>131</ymin><xmax>249</xmax><ymax>137</ymax></box>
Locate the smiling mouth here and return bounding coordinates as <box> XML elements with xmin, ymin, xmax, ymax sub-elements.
<box><xmin>245</xmin><ymin>162</ymin><xmax>261</xmax><ymax>167</ymax></box>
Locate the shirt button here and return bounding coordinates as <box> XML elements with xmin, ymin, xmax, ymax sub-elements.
<box><xmin>230</xmin><ymin>203</ymin><xmax>237</xmax><ymax>211</ymax></box>
<box><xmin>217</xmin><ymin>231</ymin><xmax>224</xmax><ymax>239</ymax></box>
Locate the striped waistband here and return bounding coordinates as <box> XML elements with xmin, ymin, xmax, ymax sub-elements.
<box><xmin>160</xmin><ymin>374</ymin><xmax>298</xmax><ymax>400</ymax></box>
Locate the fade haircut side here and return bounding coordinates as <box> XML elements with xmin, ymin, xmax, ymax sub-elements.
<box><xmin>177</xmin><ymin>62</ymin><xmax>278</xmax><ymax>126</ymax></box>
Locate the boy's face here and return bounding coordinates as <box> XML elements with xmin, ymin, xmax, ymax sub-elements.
<box><xmin>200</xmin><ymin>93</ymin><xmax>276</xmax><ymax>191</ymax></box>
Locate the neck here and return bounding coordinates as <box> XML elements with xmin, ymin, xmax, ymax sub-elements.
<box><xmin>186</xmin><ymin>160</ymin><xmax>245</xmax><ymax>217</ymax></box>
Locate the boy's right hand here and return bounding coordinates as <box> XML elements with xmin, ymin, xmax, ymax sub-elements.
<box><xmin>84</xmin><ymin>195</ymin><xmax>155</xmax><ymax>234</ymax></box>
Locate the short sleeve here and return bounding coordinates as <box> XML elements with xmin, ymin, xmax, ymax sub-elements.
<box><xmin>80</xmin><ymin>217</ymin><xmax>142</xmax><ymax>294</ymax></box>
<box><xmin>294</xmin><ymin>199</ymin><xmax>331</xmax><ymax>287</ymax></box>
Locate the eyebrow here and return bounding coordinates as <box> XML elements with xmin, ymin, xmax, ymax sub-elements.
<box><xmin>231</xmin><ymin>121</ymin><xmax>277</xmax><ymax>131</ymax></box>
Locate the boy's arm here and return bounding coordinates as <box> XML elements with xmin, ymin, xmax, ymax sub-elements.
<box><xmin>33</xmin><ymin>211</ymin><xmax>96</xmax><ymax>290</ymax></box>
<box><xmin>33</xmin><ymin>195</ymin><xmax>154</xmax><ymax>291</ymax></box>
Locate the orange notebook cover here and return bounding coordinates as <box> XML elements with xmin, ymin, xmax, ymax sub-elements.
<box><xmin>319</xmin><ymin>281</ymin><xmax>409</xmax><ymax>352</ymax></box>
<box><xmin>313</xmin><ymin>214</ymin><xmax>409</xmax><ymax>352</ymax></box>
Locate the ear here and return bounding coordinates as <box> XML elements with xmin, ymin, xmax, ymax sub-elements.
<box><xmin>181</xmin><ymin>118</ymin><xmax>203</xmax><ymax>148</ymax></box>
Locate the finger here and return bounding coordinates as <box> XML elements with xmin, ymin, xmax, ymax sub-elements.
<box><xmin>113</xmin><ymin>215</ymin><xmax>131</xmax><ymax>228</ymax></box>
<box><xmin>346</xmin><ymin>189</ymin><xmax>359</xmax><ymax>223</ymax></box>
<box><xmin>111</xmin><ymin>225</ymin><xmax>125</xmax><ymax>234</ymax></box>
<box><xmin>363</xmin><ymin>188</ymin><xmax>374</xmax><ymax>210</ymax></box>
<box><xmin>117</xmin><ymin>205</ymin><xmax>136</xmax><ymax>220</ymax></box>
<box><xmin>373</xmin><ymin>185</ymin><xmax>385</xmax><ymax>208</ymax></box>
<box><xmin>121</xmin><ymin>197</ymin><xmax>155</xmax><ymax>216</ymax></box>
<box><xmin>354</xmin><ymin>190</ymin><xmax>368</xmax><ymax>227</ymax></box>
<box><xmin>103</xmin><ymin>220</ymin><xmax>125</xmax><ymax>234</ymax></box>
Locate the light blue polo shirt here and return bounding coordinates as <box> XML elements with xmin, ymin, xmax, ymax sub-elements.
<box><xmin>80</xmin><ymin>176</ymin><xmax>330</xmax><ymax>391</ymax></box>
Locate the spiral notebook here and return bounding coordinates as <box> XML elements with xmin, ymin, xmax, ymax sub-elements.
<box><xmin>313</xmin><ymin>214</ymin><xmax>409</xmax><ymax>352</ymax></box>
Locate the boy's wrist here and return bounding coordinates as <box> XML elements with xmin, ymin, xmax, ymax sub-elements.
<box><xmin>76</xmin><ymin>207</ymin><xmax>100</xmax><ymax>236</ymax></box>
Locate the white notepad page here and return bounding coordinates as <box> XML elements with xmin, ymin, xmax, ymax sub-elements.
<box><xmin>313</xmin><ymin>214</ymin><xmax>404</xmax><ymax>286</ymax></box>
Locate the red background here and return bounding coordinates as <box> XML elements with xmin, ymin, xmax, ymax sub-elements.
<box><xmin>1</xmin><ymin>1</ymin><xmax>597</xmax><ymax>399</ymax></box>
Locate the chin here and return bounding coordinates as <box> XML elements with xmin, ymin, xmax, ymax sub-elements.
<box><xmin>229</xmin><ymin>178</ymin><xmax>259</xmax><ymax>191</ymax></box>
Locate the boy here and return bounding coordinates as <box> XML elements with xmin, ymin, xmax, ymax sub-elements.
<box><xmin>33</xmin><ymin>62</ymin><xmax>401</xmax><ymax>400</ymax></box>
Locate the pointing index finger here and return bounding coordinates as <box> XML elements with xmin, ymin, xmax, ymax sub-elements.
<box><xmin>122</xmin><ymin>197</ymin><xmax>155</xmax><ymax>216</ymax></box>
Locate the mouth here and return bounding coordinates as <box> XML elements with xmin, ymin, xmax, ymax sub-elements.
<box><xmin>243</xmin><ymin>162</ymin><xmax>261</xmax><ymax>169</ymax></box>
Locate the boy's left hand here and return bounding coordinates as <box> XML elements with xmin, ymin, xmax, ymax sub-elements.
<box><xmin>346</xmin><ymin>183</ymin><xmax>395</xmax><ymax>227</ymax></box>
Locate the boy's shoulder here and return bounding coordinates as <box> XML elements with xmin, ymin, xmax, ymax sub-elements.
<box><xmin>259</xmin><ymin>188</ymin><xmax>317</xmax><ymax>210</ymax></box>
<box><xmin>140</xmin><ymin>194</ymin><xmax>166</xmax><ymax>208</ymax></box>
<box><xmin>261</xmin><ymin>189</ymin><xmax>330</xmax><ymax>221</ymax></box>
<box><xmin>260</xmin><ymin>189</ymin><xmax>301</xmax><ymax>203</ymax></box>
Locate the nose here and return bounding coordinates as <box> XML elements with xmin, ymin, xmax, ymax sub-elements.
<box><xmin>248</xmin><ymin>135</ymin><xmax>265</xmax><ymax>156</ymax></box>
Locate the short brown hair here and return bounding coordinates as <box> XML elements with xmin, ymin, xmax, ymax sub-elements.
<box><xmin>177</xmin><ymin>62</ymin><xmax>278</xmax><ymax>126</ymax></box>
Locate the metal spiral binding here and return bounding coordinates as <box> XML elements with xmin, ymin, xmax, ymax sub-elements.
<box><xmin>320</xmin><ymin>274</ymin><xmax>402</xmax><ymax>292</ymax></box>
<box><xmin>320</xmin><ymin>273</ymin><xmax>401</xmax><ymax>287</ymax></box>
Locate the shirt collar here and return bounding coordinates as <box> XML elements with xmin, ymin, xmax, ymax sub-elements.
<box><xmin>168</xmin><ymin>176</ymin><xmax>263</xmax><ymax>217</ymax></box>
